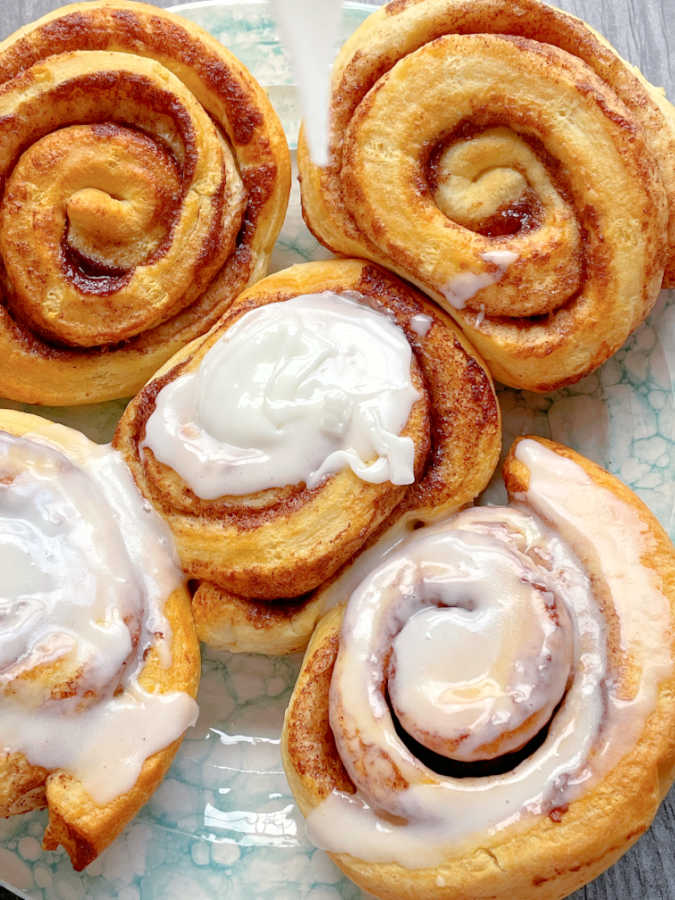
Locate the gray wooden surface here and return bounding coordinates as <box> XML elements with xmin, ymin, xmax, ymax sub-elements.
<box><xmin>0</xmin><ymin>1</ymin><xmax>673</xmax><ymax>899</ymax></box>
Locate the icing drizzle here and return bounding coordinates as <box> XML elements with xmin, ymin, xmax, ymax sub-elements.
<box><xmin>143</xmin><ymin>292</ymin><xmax>420</xmax><ymax>498</ymax></box>
<box><xmin>306</xmin><ymin>441</ymin><xmax>672</xmax><ymax>867</ymax></box>
<box><xmin>0</xmin><ymin>429</ymin><xmax>198</xmax><ymax>805</ymax></box>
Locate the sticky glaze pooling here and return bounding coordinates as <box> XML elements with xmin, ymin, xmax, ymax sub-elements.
<box><xmin>143</xmin><ymin>292</ymin><xmax>420</xmax><ymax>497</ymax></box>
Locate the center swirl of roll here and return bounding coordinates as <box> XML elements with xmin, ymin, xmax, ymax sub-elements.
<box><xmin>326</xmin><ymin>505</ymin><xmax>603</xmax><ymax>825</ymax></box>
<box><xmin>143</xmin><ymin>292</ymin><xmax>421</xmax><ymax>498</ymax></box>
<box><xmin>0</xmin><ymin>51</ymin><xmax>244</xmax><ymax>348</ymax></box>
<box><xmin>0</xmin><ymin>432</ymin><xmax>167</xmax><ymax>707</ymax></box>
<box><xmin>387</xmin><ymin>529</ymin><xmax>574</xmax><ymax>761</ymax></box>
<box><xmin>425</xmin><ymin>124</ymin><xmax>580</xmax><ymax>317</ymax></box>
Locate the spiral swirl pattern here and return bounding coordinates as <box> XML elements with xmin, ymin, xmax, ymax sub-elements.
<box><xmin>381</xmin><ymin>510</ymin><xmax>575</xmax><ymax>763</ymax></box>
<box><xmin>282</xmin><ymin>437</ymin><xmax>675</xmax><ymax>900</ymax></box>
<box><xmin>324</xmin><ymin>505</ymin><xmax>594</xmax><ymax>827</ymax></box>
<box><xmin>114</xmin><ymin>259</ymin><xmax>501</xmax><ymax>654</ymax></box>
<box><xmin>299</xmin><ymin>0</ymin><xmax>673</xmax><ymax>391</ymax></box>
<box><xmin>0</xmin><ymin>1</ymin><xmax>290</xmax><ymax>405</ymax></box>
<box><xmin>0</xmin><ymin>411</ymin><xmax>200</xmax><ymax>870</ymax></box>
<box><xmin>1</xmin><ymin>430</ymin><xmax>151</xmax><ymax>708</ymax></box>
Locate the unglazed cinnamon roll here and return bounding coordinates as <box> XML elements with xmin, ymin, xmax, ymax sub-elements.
<box><xmin>299</xmin><ymin>0</ymin><xmax>674</xmax><ymax>391</ymax></box>
<box><xmin>0</xmin><ymin>0</ymin><xmax>290</xmax><ymax>405</ymax></box>
<box><xmin>0</xmin><ymin>410</ymin><xmax>200</xmax><ymax>870</ymax></box>
<box><xmin>114</xmin><ymin>259</ymin><xmax>501</xmax><ymax>654</ymax></box>
<box><xmin>282</xmin><ymin>436</ymin><xmax>675</xmax><ymax>900</ymax></box>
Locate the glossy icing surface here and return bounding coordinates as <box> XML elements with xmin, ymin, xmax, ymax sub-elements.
<box><xmin>0</xmin><ymin>430</ymin><xmax>198</xmax><ymax>804</ymax></box>
<box><xmin>387</xmin><ymin>526</ymin><xmax>574</xmax><ymax>762</ymax></box>
<box><xmin>144</xmin><ymin>292</ymin><xmax>419</xmax><ymax>498</ymax></box>
<box><xmin>306</xmin><ymin>443</ymin><xmax>672</xmax><ymax>866</ymax></box>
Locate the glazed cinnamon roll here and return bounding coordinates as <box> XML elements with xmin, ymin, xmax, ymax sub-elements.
<box><xmin>0</xmin><ymin>410</ymin><xmax>200</xmax><ymax>870</ymax></box>
<box><xmin>0</xmin><ymin>0</ymin><xmax>290</xmax><ymax>405</ymax></box>
<box><xmin>114</xmin><ymin>259</ymin><xmax>501</xmax><ymax>654</ymax></box>
<box><xmin>282</xmin><ymin>436</ymin><xmax>675</xmax><ymax>900</ymax></box>
<box><xmin>299</xmin><ymin>0</ymin><xmax>674</xmax><ymax>391</ymax></box>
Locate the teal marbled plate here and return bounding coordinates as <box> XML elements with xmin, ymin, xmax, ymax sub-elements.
<box><xmin>0</xmin><ymin>2</ymin><xmax>673</xmax><ymax>898</ymax></box>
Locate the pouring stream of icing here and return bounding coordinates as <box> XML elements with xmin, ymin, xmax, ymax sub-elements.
<box><xmin>271</xmin><ymin>0</ymin><xmax>343</xmax><ymax>165</ymax></box>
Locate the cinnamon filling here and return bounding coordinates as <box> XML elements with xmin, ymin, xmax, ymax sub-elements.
<box><xmin>423</xmin><ymin>121</ymin><xmax>565</xmax><ymax>238</ymax></box>
<box><xmin>60</xmin><ymin>237</ymin><xmax>132</xmax><ymax>297</ymax></box>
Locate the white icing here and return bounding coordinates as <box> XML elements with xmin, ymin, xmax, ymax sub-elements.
<box><xmin>306</xmin><ymin>445</ymin><xmax>672</xmax><ymax>867</ymax></box>
<box><xmin>144</xmin><ymin>292</ymin><xmax>420</xmax><ymax>499</ymax></box>
<box><xmin>388</xmin><ymin>528</ymin><xmax>573</xmax><ymax>760</ymax></box>
<box><xmin>482</xmin><ymin>249</ymin><xmax>520</xmax><ymax>268</ymax></box>
<box><xmin>409</xmin><ymin>313</ymin><xmax>433</xmax><ymax>337</ymax></box>
<box><xmin>271</xmin><ymin>0</ymin><xmax>342</xmax><ymax>166</ymax></box>
<box><xmin>316</xmin><ymin>519</ymin><xmax>409</xmax><ymax>616</ymax></box>
<box><xmin>0</xmin><ymin>430</ymin><xmax>198</xmax><ymax>804</ymax></box>
<box><xmin>443</xmin><ymin>250</ymin><xmax>518</xmax><ymax>310</ymax></box>
<box><xmin>515</xmin><ymin>439</ymin><xmax>672</xmax><ymax>756</ymax></box>
<box><xmin>316</xmin><ymin>501</ymin><xmax>454</xmax><ymax>617</ymax></box>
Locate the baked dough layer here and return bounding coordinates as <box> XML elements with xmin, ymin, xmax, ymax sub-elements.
<box><xmin>115</xmin><ymin>259</ymin><xmax>501</xmax><ymax>654</ymax></box>
<box><xmin>0</xmin><ymin>0</ymin><xmax>290</xmax><ymax>405</ymax></box>
<box><xmin>299</xmin><ymin>0</ymin><xmax>673</xmax><ymax>391</ymax></box>
<box><xmin>282</xmin><ymin>437</ymin><xmax>675</xmax><ymax>899</ymax></box>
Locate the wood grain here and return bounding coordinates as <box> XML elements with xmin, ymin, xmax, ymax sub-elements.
<box><xmin>0</xmin><ymin>1</ymin><xmax>672</xmax><ymax>899</ymax></box>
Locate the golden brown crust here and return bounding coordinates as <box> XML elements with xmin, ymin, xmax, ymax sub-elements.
<box><xmin>0</xmin><ymin>410</ymin><xmax>201</xmax><ymax>871</ymax></box>
<box><xmin>281</xmin><ymin>437</ymin><xmax>675</xmax><ymax>900</ymax></box>
<box><xmin>299</xmin><ymin>0</ymin><xmax>673</xmax><ymax>391</ymax></box>
<box><xmin>41</xmin><ymin>584</ymin><xmax>200</xmax><ymax>871</ymax></box>
<box><xmin>114</xmin><ymin>259</ymin><xmax>501</xmax><ymax>654</ymax></box>
<box><xmin>191</xmin><ymin>582</ymin><xmax>325</xmax><ymax>656</ymax></box>
<box><xmin>0</xmin><ymin>0</ymin><xmax>290</xmax><ymax>405</ymax></box>
<box><xmin>0</xmin><ymin>753</ymin><xmax>48</xmax><ymax>818</ymax></box>
<box><xmin>283</xmin><ymin>610</ymin><xmax>355</xmax><ymax>803</ymax></box>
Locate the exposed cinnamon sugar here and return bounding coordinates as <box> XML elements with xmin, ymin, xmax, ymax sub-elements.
<box><xmin>285</xmin><ymin>632</ymin><xmax>355</xmax><ymax>797</ymax></box>
<box><xmin>0</xmin><ymin>3</ymin><xmax>289</xmax><ymax>404</ymax></box>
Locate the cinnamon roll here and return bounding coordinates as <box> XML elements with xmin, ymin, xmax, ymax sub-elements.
<box><xmin>0</xmin><ymin>410</ymin><xmax>200</xmax><ymax>870</ymax></box>
<box><xmin>282</xmin><ymin>436</ymin><xmax>675</xmax><ymax>900</ymax></box>
<box><xmin>114</xmin><ymin>259</ymin><xmax>501</xmax><ymax>654</ymax></box>
<box><xmin>0</xmin><ymin>0</ymin><xmax>290</xmax><ymax>405</ymax></box>
<box><xmin>299</xmin><ymin>0</ymin><xmax>674</xmax><ymax>391</ymax></box>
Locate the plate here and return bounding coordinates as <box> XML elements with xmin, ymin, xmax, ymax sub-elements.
<box><xmin>0</xmin><ymin>2</ymin><xmax>673</xmax><ymax>899</ymax></box>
